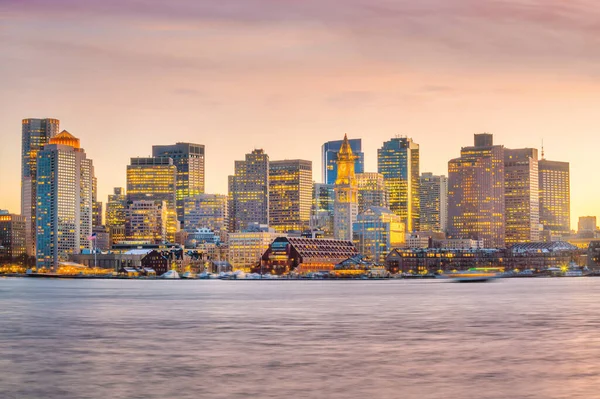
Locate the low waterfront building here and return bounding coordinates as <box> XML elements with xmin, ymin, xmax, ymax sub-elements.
<box><xmin>228</xmin><ymin>230</ymin><xmax>280</xmax><ymax>270</ymax></box>
<box><xmin>141</xmin><ymin>250</ymin><xmax>170</xmax><ymax>275</ymax></box>
<box><xmin>385</xmin><ymin>241</ymin><xmax>579</xmax><ymax>274</ymax></box>
<box><xmin>588</xmin><ymin>241</ymin><xmax>600</xmax><ymax>270</ymax></box>
<box><xmin>260</xmin><ymin>237</ymin><xmax>358</xmax><ymax>275</ymax></box>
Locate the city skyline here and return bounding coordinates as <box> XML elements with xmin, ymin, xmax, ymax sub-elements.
<box><xmin>1</xmin><ymin>1</ymin><xmax>599</xmax><ymax>227</ymax></box>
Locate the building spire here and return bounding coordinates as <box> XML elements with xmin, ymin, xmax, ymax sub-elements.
<box><xmin>541</xmin><ymin>139</ymin><xmax>545</xmax><ymax>160</ymax></box>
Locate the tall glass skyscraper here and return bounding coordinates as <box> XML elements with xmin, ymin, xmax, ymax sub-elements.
<box><xmin>21</xmin><ymin>118</ymin><xmax>60</xmax><ymax>256</ymax></box>
<box><xmin>126</xmin><ymin>157</ymin><xmax>178</xmax><ymax>242</ymax></box>
<box><xmin>322</xmin><ymin>139</ymin><xmax>364</xmax><ymax>185</ymax></box>
<box><xmin>419</xmin><ymin>173</ymin><xmax>448</xmax><ymax>233</ymax></box>
<box><xmin>228</xmin><ymin>149</ymin><xmax>270</xmax><ymax>232</ymax></box>
<box><xmin>36</xmin><ymin>131</ymin><xmax>94</xmax><ymax>269</ymax></box>
<box><xmin>311</xmin><ymin>183</ymin><xmax>335</xmax><ymax>236</ymax></box>
<box><xmin>269</xmin><ymin>160</ymin><xmax>313</xmax><ymax>233</ymax></box>
<box><xmin>152</xmin><ymin>143</ymin><xmax>205</xmax><ymax>223</ymax></box>
<box><xmin>377</xmin><ymin>137</ymin><xmax>420</xmax><ymax>232</ymax></box>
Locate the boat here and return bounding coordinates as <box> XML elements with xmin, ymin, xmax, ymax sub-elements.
<box><xmin>161</xmin><ymin>269</ymin><xmax>180</xmax><ymax>279</ymax></box>
<box><xmin>444</xmin><ymin>268</ymin><xmax>502</xmax><ymax>283</ymax></box>
<box><xmin>181</xmin><ymin>271</ymin><xmax>197</xmax><ymax>279</ymax></box>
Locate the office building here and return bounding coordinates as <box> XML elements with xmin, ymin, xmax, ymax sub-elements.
<box><xmin>356</xmin><ymin>172</ymin><xmax>389</xmax><ymax>213</ymax></box>
<box><xmin>269</xmin><ymin>159</ymin><xmax>313</xmax><ymax>233</ymax></box>
<box><xmin>126</xmin><ymin>157</ymin><xmax>177</xmax><ymax>242</ymax></box>
<box><xmin>152</xmin><ymin>143</ymin><xmax>205</xmax><ymax>222</ymax></box>
<box><xmin>36</xmin><ymin>131</ymin><xmax>94</xmax><ymax>269</ymax></box>
<box><xmin>105</xmin><ymin>187</ymin><xmax>127</xmax><ymax>245</ymax></box>
<box><xmin>378</xmin><ymin>137</ymin><xmax>420</xmax><ymax>232</ymax></box>
<box><xmin>322</xmin><ymin>138</ymin><xmax>364</xmax><ymax>185</ymax></box>
<box><xmin>92</xmin><ymin>176</ymin><xmax>103</xmax><ymax>228</ymax></box>
<box><xmin>419</xmin><ymin>173</ymin><xmax>448</xmax><ymax>233</ymax></box>
<box><xmin>539</xmin><ymin>159</ymin><xmax>570</xmax><ymax>235</ymax></box>
<box><xmin>334</xmin><ymin>135</ymin><xmax>359</xmax><ymax>241</ymax></box>
<box><xmin>21</xmin><ymin>118</ymin><xmax>60</xmax><ymax>256</ymax></box>
<box><xmin>228</xmin><ymin>149</ymin><xmax>269</xmax><ymax>232</ymax></box>
<box><xmin>448</xmin><ymin>134</ymin><xmax>505</xmax><ymax>248</ymax></box>
<box><xmin>228</xmin><ymin>230</ymin><xmax>280</xmax><ymax>270</ymax></box>
<box><xmin>183</xmin><ymin>194</ymin><xmax>228</xmax><ymax>242</ymax></box>
<box><xmin>578</xmin><ymin>216</ymin><xmax>597</xmax><ymax>238</ymax></box>
<box><xmin>504</xmin><ymin>148</ymin><xmax>540</xmax><ymax>244</ymax></box>
<box><xmin>353</xmin><ymin>207</ymin><xmax>405</xmax><ymax>263</ymax></box>
<box><xmin>0</xmin><ymin>212</ymin><xmax>27</xmax><ymax>261</ymax></box>
<box><xmin>311</xmin><ymin>183</ymin><xmax>335</xmax><ymax>236</ymax></box>
<box><xmin>124</xmin><ymin>200</ymin><xmax>167</xmax><ymax>244</ymax></box>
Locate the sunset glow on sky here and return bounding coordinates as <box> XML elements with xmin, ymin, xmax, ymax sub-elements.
<box><xmin>1</xmin><ymin>0</ymin><xmax>599</xmax><ymax>227</ymax></box>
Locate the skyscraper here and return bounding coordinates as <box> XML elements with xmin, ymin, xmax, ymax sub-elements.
<box><xmin>311</xmin><ymin>183</ymin><xmax>335</xmax><ymax>236</ymax></box>
<box><xmin>36</xmin><ymin>131</ymin><xmax>94</xmax><ymax>269</ymax></box>
<box><xmin>419</xmin><ymin>173</ymin><xmax>448</xmax><ymax>233</ymax></box>
<box><xmin>334</xmin><ymin>135</ymin><xmax>359</xmax><ymax>241</ymax></box>
<box><xmin>322</xmin><ymin>139</ymin><xmax>364</xmax><ymax>185</ymax></box>
<box><xmin>353</xmin><ymin>207</ymin><xmax>405</xmax><ymax>263</ymax></box>
<box><xmin>356</xmin><ymin>172</ymin><xmax>389</xmax><ymax>214</ymax></box>
<box><xmin>21</xmin><ymin>118</ymin><xmax>60</xmax><ymax>256</ymax></box>
<box><xmin>106</xmin><ymin>187</ymin><xmax>127</xmax><ymax>245</ymax></box>
<box><xmin>539</xmin><ymin>159</ymin><xmax>570</xmax><ymax>235</ymax></box>
<box><xmin>448</xmin><ymin>134</ymin><xmax>505</xmax><ymax>248</ymax></box>
<box><xmin>126</xmin><ymin>157</ymin><xmax>177</xmax><ymax>242</ymax></box>
<box><xmin>152</xmin><ymin>143</ymin><xmax>205</xmax><ymax>222</ymax></box>
<box><xmin>183</xmin><ymin>194</ymin><xmax>229</xmax><ymax>242</ymax></box>
<box><xmin>578</xmin><ymin>216</ymin><xmax>597</xmax><ymax>238</ymax></box>
<box><xmin>0</xmin><ymin>212</ymin><xmax>27</xmax><ymax>261</ymax></box>
<box><xmin>228</xmin><ymin>149</ymin><xmax>269</xmax><ymax>232</ymax></box>
<box><xmin>269</xmin><ymin>160</ymin><xmax>313</xmax><ymax>233</ymax></box>
<box><xmin>504</xmin><ymin>148</ymin><xmax>540</xmax><ymax>244</ymax></box>
<box><xmin>377</xmin><ymin>137</ymin><xmax>420</xmax><ymax>232</ymax></box>
<box><xmin>124</xmin><ymin>200</ymin><xmax>167</xmax><ymax>244</ymax></box>
<box><xmin>92</xmin><ymin>176</ymin><xmax>103</xmax><ymax>228</ymax></box>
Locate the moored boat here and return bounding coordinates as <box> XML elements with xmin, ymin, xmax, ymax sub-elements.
<box><xmin>444</xmin><ymin>268</ymin><xmax>502</xmax><ymax>283</ymax></box>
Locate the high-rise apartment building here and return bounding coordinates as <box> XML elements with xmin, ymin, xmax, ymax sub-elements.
<box><xmin>124</xmin><ymin>200</ymin><xmax>167</xmax><ymax>244</ymax></box>
<box><xmin>311</xmin><ymin>183</ymin><xmax>335</xmax><ymax>236</ymax></box>
<box><xmin>504</xmin><ymin>148</ymin><xmax>540</xmax><ymax>244</ymax></box>
<box><xmin>419</xmin><ymin>173</ymin><xmax>448</xmax><ymax>233</ymax></box>
<box><xmin>322</xmin><ymin>139</ymin><xmax>364</xmax><ymax>185</ymax></box>
<box><xmin>184</xmin><ymin>194</ymin><xmax>229</xmax><ymax>242</ymax></box>
<box><xmin>356</xmin><ymin>172</ymin><xmax>389</xmax><ymax>214</ymax></box>
<box><xmin>377</xmin><ymin>137</ymin><xmax>420</xmax><ymax>232</ymax></box>
<box><xmin>269</xmin><ymin>160</ymin><xmax>313</xmax><ymax>233</ymax></box>
<box><xmin>448</xmin><ymin>134</ymin><xmax>505</xmax><ymax>248</ymax></box>
<box><xmin>92</xmin><ymin>176</ymin><xmax>103</xmax><ymax>228</ymax></box>
<box><xmin>539</xmin><ymin>159</ymin><xmax>570</xmax><ymax>235</ymax></box>
<box><xmin>0</xmin><ymin>212</ymin><xmax>27</xmax><ymax>261</ymax></box>
<box><xmin>21</xmin><ymin>118</ymin><xmax>60</xmax><ymax>256</ymax></box>
<box><xmin>36</xmin><ymin>131</ymin><xmax>94</xmax><ymax>269</ymax></box>
<box><xmin>126</xmin><ymin>157</ymin><xmax>177</xmax><ymax>242</ymax></box>
<box><xmin>228</xmin><ymin>149</ymin><xmax>269</xmax><ymax>232</ymax></box>
<box><xmin>334</xmin><ymin>135</ymin><xmax>359</xmax><ymax>241</ymax></box>
<box><xmin>152</xmin><ymin>143</ymin><xmax>205</xmax><ymax>222</ymax></box>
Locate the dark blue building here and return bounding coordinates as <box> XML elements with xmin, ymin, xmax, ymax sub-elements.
<box><xmin>321</xmin><ymin>138</ymin><xmax>364</xmax><ymax>184</ymax></box>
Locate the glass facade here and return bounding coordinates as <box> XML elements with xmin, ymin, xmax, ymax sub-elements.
<box><xmin>377</xmin><ymin>137</ymin><xmax>420</xmax><ymax>232</ymax></box>
<box><xmin>126</xmin><ymin>157</ymin><xmax>178</xmax><ymax>242</ymax></box>
<box><xmin>21</xmin><ymin>118</ymin><xmax>60</xmax><ymax>256</ymax></box>
<box><xmin>35</xmin><ymin>131</ymin><xmax>94</xmax><ymax>269</ymax></box>
<box><xmin>356</xmin><ymin>172</ymin><xmax>389</xmax><ymax>214</ymax></box>
<box><xmin>419</xmin><ymin>173</ymin><xmax>448</xmax><ymax>233</ymax></box>
<box><xmin>269</xmin><ymin>160</ymin><xmax>313</xmax><ymax>233</ymax></box>
<box><xmin>228</xmin><ymin>149</ymin><xmax>270</xmax><ymax>232</ymax></box>
<box><xmin>0</xmin><ymin>213</ymin><xmax>27</xmax><ymax>260</ymax></box>
<box><xmin>322</xmin><ymin>139</ymin><xmax>364</xmax><ymax>185</ymax></box>
<box><xmin>152</xmin><ymin>143</ymin><xmax>205</xmax><ymax>222</ymax></box>
<box><xmin>353</xmin><ymin>207</ymin><xmax>405</xmax><ymax>263</ymax></box>
<box><xmin>311</xmin><ymin>183</ymin><xmax>335</xmax><ymax>236</ymax></box>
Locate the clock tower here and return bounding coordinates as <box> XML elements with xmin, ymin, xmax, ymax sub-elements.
<box><xmin>334</xmin><ymin>134</ymin><xmax>359</xmax><ymax>241</ymax></box>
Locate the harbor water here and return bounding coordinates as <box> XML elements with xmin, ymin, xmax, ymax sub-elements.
<box><xmin>1</xmin><ymin>278</ymin><xmax>600</xmax><ymax>399</ymax></box>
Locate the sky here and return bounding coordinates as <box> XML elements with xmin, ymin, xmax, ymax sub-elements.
<box><xmin>1</xmin><ymin>0</ymin><xmax>599</xmax><ymax>228</ymax></box>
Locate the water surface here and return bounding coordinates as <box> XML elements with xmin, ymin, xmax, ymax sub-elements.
<box><xmin>1</xmin><ymin>278</ymin><xmax>599</xmax><ymax>399</ymax></box>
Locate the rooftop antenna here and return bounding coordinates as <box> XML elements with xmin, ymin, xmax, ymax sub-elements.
<box><xmin>541</xmin><ymin>139</ymin><xmax>545</xmax><ymax>160</ymax></box>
